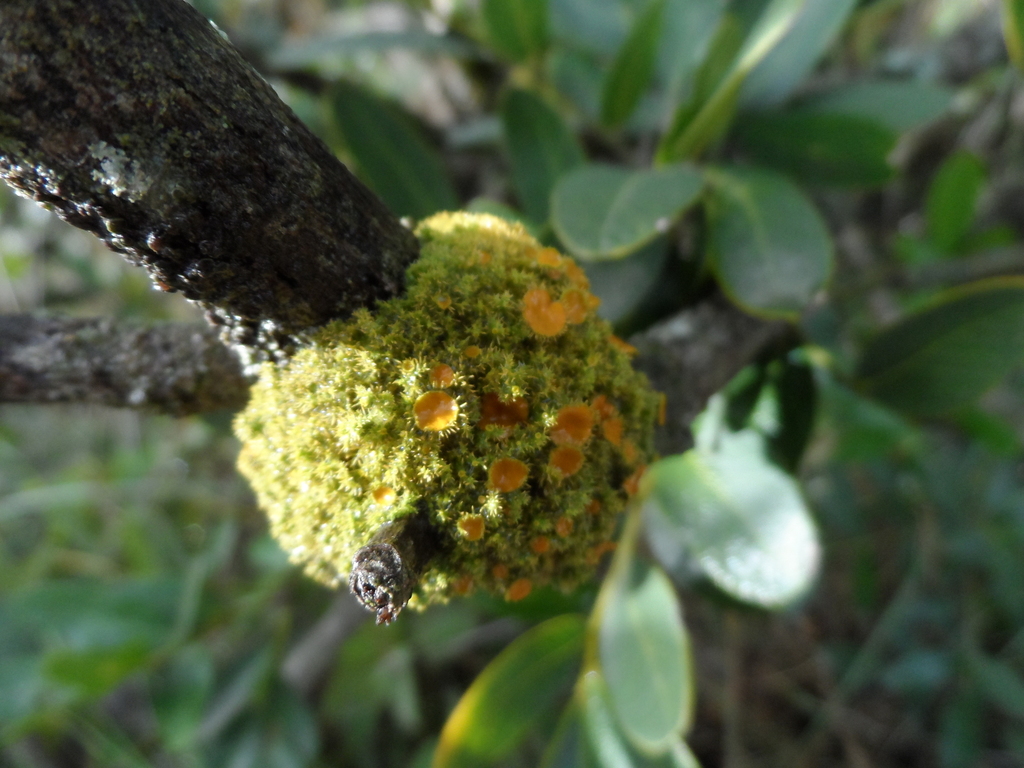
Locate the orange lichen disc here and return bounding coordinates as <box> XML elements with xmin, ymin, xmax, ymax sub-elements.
<box><xmin>609</xmin><ymin>334</ymin><xmax>637</xmax><ymax>356</ymax></box>
<box><xmin>585</xmin><ymin>498</ymin><xmax>602</xmax><ymax>515</ymax></box>
<box><xmin>413</xmin><ymin>390</ymin><xmax>459</xmax><ymax>431</ymax></box>
<box><xmin>453</xmin><ymin>575</ymin><xmax>474</xmax><ymax>595</ymax></box>
<box><xmin>591</xmin><ymin>394</ymin><xmax>616</xmax><ymax>422</ymax></box>
<box><xmin>506</xmin><ymin>578</ymin><xmax>533</xmax><ymax>602</ymax></box>
<box><xmin>478</xmin><ymin>392</ymin><xmax>529</xmax><ymax>431</ymax></box>
<box><xmin>488</xmin><ymin>457</ymin><xmax>529</xmax><ymax>492</ymax></box>
<box><xmin>564</xmin><ymin>260</ymin><xmax>589</xmax><ymax>288</ymax></box>
<box><xmin>458</xmin><ymin>515</ymin><xmax>486</xmax><ymax>541</ymax></box>
<box><xmin>623</xmin><ymin>465</ymin><xmax>647</xmax><ymax>496</ymax></box>
<box><xmin>463</xmin><ymin>345</ymin><xmax>482</xmax><ymax>359</ymax></box>
<box><xmin>492</xmin><ymin>563</ymin><xmax>509</xmax><ymax>580</ymax></box>
<box><xmin>430</xmin><ymin>364</ymin><xmax>456</xmax><ymax>388</ymax></box>
<box><xmin>562</xmin><ymin>288</ymin><xmax>590</xmax><ymax>324</ymax></box>
<box><xmin>535</xmin><ymin>247</ymin><xmax>562</xmax><ymax>267</ymax></box>
<box><xmin>435</xmin><ymin>295</ymin><xmax>452</xmax><ymax>309</ymax></box>
<box><xmin>550</xmin><ymin>405</ymin><xmax>594</xmax><ymax>446</ymax></box>
<box><xmin>522</xmin><ymin>287</ymin><xmax>567</xmax><ymax>337</ymax></box>
<box><xmin>554</xmin><ymin>516</ymin><xmax>574</xmax><ymax>537</ymax></box>
<box><xmin>530</xmin><ymin>536</ymin><xmax>550</xmax><ymax>554</ymax></box>
<box><xmin>602</xmin><ymin>417</ymin><xmax>624</xmax><ymax>447</ymax></box>
<box><xmin>372</xmin><ymin>486</ymin><xmax>397</xmax><ymax>506</ymax></box>
<box><xmin>550</xmin><ymin>446</ymin><xmax>584</xmax><ymax>477</ymax></box>
<box><xmin>622</xmin><ymin>439</ymin><xmax>638</xmax><ymax>466</ymax></box>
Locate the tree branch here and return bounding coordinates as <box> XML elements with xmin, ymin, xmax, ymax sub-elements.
<box><xmin>0</xmin><ymin>0</ymin><xmax>419</xmax><ymax>360</ymax></box>
<box><xmin>0</xmin><ymin>315</ymin><xmax>247</xmax><ymax>415</ymax></box>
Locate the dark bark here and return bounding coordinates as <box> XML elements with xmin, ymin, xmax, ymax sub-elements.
<box><xmin>0</xmin><ymin>315</ymin><xmax>247</xmax><ymax>415</ymax></box>
<box><xmin>0</xmin><ymin>0</ymin><xmax>419</xmax><ymax>361</ymax></box>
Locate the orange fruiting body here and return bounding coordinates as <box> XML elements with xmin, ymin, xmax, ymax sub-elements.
<box><xmin>555</xmin><ymin>516</ymin><xmax>574</xmax><ymax>537</ymax></box>
<box><xmin>562</xmin><ymin>288</ymin><xmax>590</xmax><ymax>324</ymax></box>
<box><xmin>550</xmin><ymin>405</ymin><xmax>594</xmax><ymax>446</ymax></box>
<box><xmin>531</xmin><ymin>536</ymin><xmax>550</xmax><ymax>554</ymax></box>
<box><xmin>506</xmin><ymin>578</ymin><xmax>533</xmax><ymax>601</ymax></box>
<box><xmin>550</xmin><ymin>446</ymin><xmax>584</xmax><ymax>477</ymax></box>
<box><xmin>492</xmin><ymin>564</ymin><xmax>509</xmax><ymax>580</ymax></box>
<box><xmin>435</xmin><ymin>295</ymin><xmax>452</xmax><ymax>309</ymax></box>
<box><xmin>623</xmin><ymin>465</ymin><xmax>646</xmax><ymax>496</ymax></box>
<box><xmin>478</xmin><ymin>392</ymin><xmax>529</xmax><ymax>431</ymax></box>
<box><xmin>430</xmin><ymin>364</ymin><xmax>456</xmax><ymax>388</ymax></box>
<box><xmin>609</xmin><ymin>334</ymin><xmax>637</xmax><ymax>356</ymax></box>
<box><xmin>522</xmin><ymin>287</ymin><xmax>567</xmax><ymax>336</ymax></box>
<box><xmin>463</xmin><ymin>345</ymin><xmax>482</xmax><ymax>358</ymax></box>
<box><xmin>372</xmin><ymin>486</ymin><xmax>397</xmax><ymax>506</ymax></box>
<box><xmin>591</xmin><ymin>395</ymin><xmax>616</xmax><ymax>421</ymax></box>
<box><xmin>458</xmin><ymin>515</ymin><xmax>485</xmax><ymax>541</ymax></box>
<box><xmin>585</xmin><ymin>499</ymin><xmax>601</xmax><ymax>515</ymax></box>
<box><xmin>489</xmin><ymin>457</ymin><xmax>529</xmax><ymax>492</ymax></box>
<box><xmin>602</xmin><ymin>417</ymin><xmax>624</xmax><ymax>447</ymax></box>
<box><xmin>413</xmin><ymin>390</ymin><xmax>459</xmax><ymax>431</ymax></box>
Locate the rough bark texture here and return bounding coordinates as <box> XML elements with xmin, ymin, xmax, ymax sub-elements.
<box><xmin>0</xmin><ymin>315</ymin><xmax>247</xmax><ymax>415</ymax></box>
<box><xmin>0</xmin><ymin>0</ymin><xmax>419</xmax><ymax>362</ymax></box>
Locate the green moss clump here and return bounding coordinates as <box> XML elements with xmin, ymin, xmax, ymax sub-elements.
<box><xmin>235</xmin><ymin>212</ymin><xmax>659</xmax><ymax>606</ymax></box>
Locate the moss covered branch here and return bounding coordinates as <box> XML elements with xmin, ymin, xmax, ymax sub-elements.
<box><xmin>0</xmin><ymin>0</ymin><xmax>419</xmax><ymax>360</ymax></box>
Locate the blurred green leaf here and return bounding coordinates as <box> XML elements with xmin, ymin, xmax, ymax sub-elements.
<box><xmin>657</xmin><ymin>0</ymin><xmax>727</xmax><ymax>111</ymax></box>
<box><xmin>1004</xmin><ymin>0</ymin><xmax>1024</xmax><ymax>70</ymax></box>
<box><xmin>328</xmin><ymin>82</ymin><xmax>458</xmax><ymax>219</ymax></box>
<box><xmin>599</xmin><ymin>560</ymin><xmax>692</xmax><ymax>752</ymax></box>
<box><xmin>500</xmin><ymin>89</ymin><xmax>584</xmax><ymax>223</ymax></box>
<box><xmin>483</xmin><ymin>0</ymin><xmax>548</xmax><ymax>61</ymax></box>
<box><xmin>657</xmin><ymin>0</ymin><xmax>809</xmax><ymax>161</ymax></box>
<box><xmin>926</xmin><ymin>150</ymin><xmax>986</xmax><ymax>254</ymax></box>
<box><xmin>803</xmin><ymin>80</ymin><xmax>953</xmax><ymax>133</ymax></box>
<box><xmin>539</xmin><ymin>702</ymin><xmax>591</xmax><ymax>768</ymax></box>
<box><xmin>967</xmin><ymin>649</ymin><xmax>1024</xmax><ymax>719</ymax></box>
<box><xmin>151</xmin><ymin>645</ymin><xmax>215</xmax><ymax>753</ymax></box>
<box><xmin>741</xmin><ymin>0</ymin><xmax>857</xmax><ymax>107</ymax></box>
<box><xmin>733</xmin><ymin>110</ymin><xmax>897</xmax><ymax>187</ymax></box>
<box><xmin>856</xmin><ymin>279</ymin><xmax>1024</xmax><ymax>416</ymax></box>
<box><xmin>584</xmin><ymin>236</ymin><xmax>671</xmax><ymax>326</ymax></box>
<box><xmin>940</xmin><ymin>688</ymin><xmax>984</xmax><ymax>768</ymax></box>
<box><xmin>644</xmin><ymin>428</ymin><xmax>821</xmax><ymax>607</ymax></box>
<box><xmin>706</xmin><ymin>166</ymin><xmax>833</xmax><ymax>318</ymax></box>
<box><xmin>433</xmin><ymin>614</ymin><xmax>585</xmax><ymax>768</ymax></box>
<box><xmin>551</xmin><ymin>164</ymin><xmax>703</xmax><ymax>260</ymax></box>
<box><xmin>601</xmin><ymin>0</ymin><xmax>667</xmax><ymax>128</ymax></box>
<box><xmin>268</xmin><ymin>31</ymin><xmax>479</xmax><ymax>69</ymax></box>
<box><xmin>44</xmin><ymin>641</ymin><xmax>151</xmax><ymax>697</ymax></box>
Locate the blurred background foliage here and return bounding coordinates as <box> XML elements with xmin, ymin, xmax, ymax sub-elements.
<box><xmin>6</xmin><ymin>0</ymin><xmax>1024</xmax><ymax>765</ymax></box>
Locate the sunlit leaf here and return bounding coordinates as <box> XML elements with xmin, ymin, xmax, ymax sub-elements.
<box><xmin>706</xmin><ymin>166</ymin><xmax>832</xmax><ymax>318</ymax></box>
<box><xmin>733</xmin><ymin>110</ymin><xmax>896</xmax><ymax>187</ymax></box>
<box><xmin>500</xmin><ymin>89</ymin><xmax>584</xmax><ymax>223</ymax></box>
<box><xmin>741</xmin><ymin>0</ymin><xmax>857</xmax><ymax>107</ymax></box>
<box><xmin>925</xmin><ymin>150</ymin><xmax>986</xmax><ymax>254</ymax></box>
<box><xmin>857</xmin><ymin>278</ymin><xmax>1024</xmax><ymax>416</ymax></box>
<box><xmin>328</xmin><ymin>82</ymin><xmax>458</xmax><ymax>219</ymax></box>
<box><xmin>599</xmin><ymin>560</ymin><xmax>692</xmax><ymax>752</ymax></box>
<box><xmin>601</xmin><ymin>0</ymin><xmax>667</xmax><ymax>128</ymax></box>
<box><xmin>1003</xmin><ymin>0</ymin><xmax>1024</xmax><ymax>70</ymax></box>
<box><xmin>551</xmin><ymin>164</ymin><xmax>703</xmax><ymax>260</ymax></box>
<box><xmin>482</xmin><ymin>0</ymin><xmax>548</xmax><ymax>61</ymax></box>
<box><xmin>644</xmin><ymin>429</ymin><xmax>821</xmax><ymax>607</ymax></box>
<box><xmin>433</xmin><ymin>614</ymin><xmax>585</xmax><ymax>768</ymax></box>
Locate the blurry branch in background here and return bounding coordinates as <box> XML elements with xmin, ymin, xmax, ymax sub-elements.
<box><xmin>0</xmin><ymin>0</ymin><xmax>419</xmax><ymax>362</ymax></box>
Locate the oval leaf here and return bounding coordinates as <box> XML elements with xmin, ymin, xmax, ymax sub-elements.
<box><xmin>802</xmin><ymin>80</ymin><xmax>953</xmax><ymax>133</ymax></box>
<box><xmin>706</xmin><ymin>166</ymin><xmax>832</xmax><ymax>318</ymax></box>
<box><xmin>599</xmin><ymin>560</ymin><xmax>692</xmax><ymax>752</ymax></box>
<box><xmin>644</xmin><ymin>432</ymin><xmax>821</xmax><ymax>607</ymax></box>
<box><xmin>601</xmin><ymin>0</ymin><xmax>667</xmax><ymax>128</ymax></box>
<box><xmin>925</xmin><ymin>150</ymin><xmax>986</xmax><ymax>254</ymax></box>
<box><xmin>482</xmin><ymin>0</ymin><xmax>548</xmax><ymax>62</ymax></box>
<box><xmin>552</xmin><ymin>164</ymin><xmax>703</xmax><ymax>259</ymax></box>
<box><xmin>329</xmin><ymin>82</ymin><xmax>458</xmax><ymax>219</ymax></box>
<box><xmin>856</xmin><ymin>278</ymin><xmax>1024</xmax><ymax>416</ymax></box>
<box><xmin>434</xmin><ymin>614</ymin><xmax>585</xmax><ymax>768</ymax></box>
<box><xmin>500</xmin><ymin>89</ymin><xmax>584</xmax><ymax>223</ymax></box>
<box><xmin>733</xmin><ymin>110</ymin><xmax>897</xmax><ymax>187</ymax></box>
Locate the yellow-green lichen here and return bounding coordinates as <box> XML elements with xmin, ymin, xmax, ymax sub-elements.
<box><xmin>235</xmin><ymin>212</ymin><xmax>659</xmax><ymax>606</ymax></box>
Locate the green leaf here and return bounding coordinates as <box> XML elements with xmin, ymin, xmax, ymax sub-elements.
<box><xmin>644</xmin><ymin>428</ymin><xmax>821</xmax><ymax>607</ymax></box>
<box><xmin>733</xmin><ymin>110</ymin><xmax>897</xmax><ymax>187</ymax></box>
<box><xmin>706</xmin><ymin>166</ymin><xmax>833</xmax><ymax>318</ymax></box>
<box><xmin>601</xmin><ymin>0</ymin><xmax>667</xmax><ymax>128</ymax></box>
<box><xmin>856</xmin><ymin>278</ymin><xmax>1024</xmax><ymax>416</ymax></box>
<box><xmin>967</xmin><ymin>649</ymin><xmax>1024</xmax><ymax>720</ymax></box>
<box><xmin>433</xmin><ymin>614</ymin><xmax>585</xmax><ymax>768</ymax></box>
<box><xmin>44</xmin><ymin>641</ymin><xmax>151</xmax><ymax>697</ymax></box>
<box><xmin>482</xmin><ymin>0</ymin><xmax>548</xmax><ymax>62</ymax></box>
<box><xmin>925</xmin><ymin>150</ymin><xmax>986</xmax><ymax>254</ymax></box>
<box><xmin>328</xmin><ymin>82</ymin><xmax>458</xmax><ymax>219</ymax></box>
<box><xmin>741</xmin><ymin>0</ymin><xmax>857</xmax><ymax>107</ymax></box>
<box><xmin>1004</xmin><ymin>0</ymin><xmax>1024</xmax><ymax>70</ymax></box>
<box><xmin>151</xmin><ymin>645</ymin><xmax>216</xmax><ymax>753</ymax></box>
<box><xmin>551</xmin><ymin>164</ymin><xmax>703</xmax><ymax>260</ymax></box>
<box><xmin>268</xmin><ymin>30</ymin><xmax>480</xmax><ymax>70</ymax></box>
<box><xmin>584</xmin><ymin>237</ymin><xmax>670</xmax><ymax>326</ymax></box>
<box><xmin>657</xmin><ymin>0</ymin><xmax>810</xmax><ymax>162</ymax></box>
<box><xmin>803</xmin><ymin>80</ymin><xmax>953</xmax><ymax>133</ymax></box>
<box><xmin>599</xmin><ymin>560</ymin><xmax>692</xmax><ymax>752</ymax></box>
<box><xmin>539</xmin><ymin>702</ymin><xmax>592</xmax><ymax>768</ymax></box>
<box><xmin>500</xmin><ymin>89</ymin><xmax>584</xmax><ymax>223</ymax></box>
